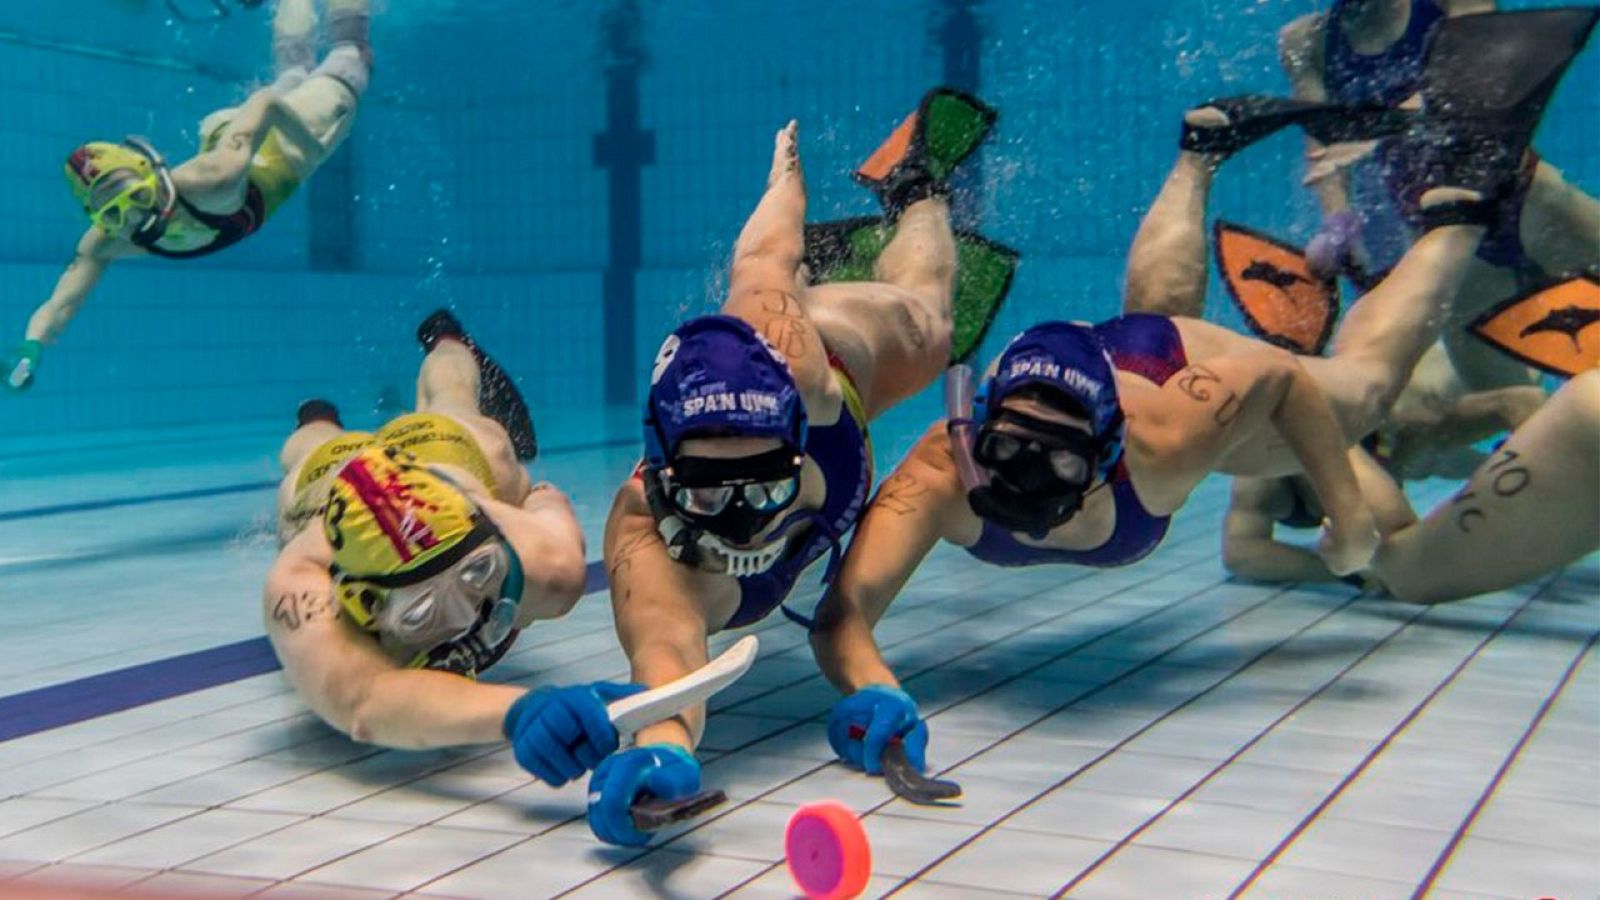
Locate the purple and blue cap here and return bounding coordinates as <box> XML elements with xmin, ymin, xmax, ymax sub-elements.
<box><xmin>644</xmin><ymin>315</ymin><xmax>809</xmax><ymax>468</ymax></box>
<box><xmin>981</xmin><ymin>321</ymin><xmax>1126</xmax><ymax>474</ymax></box>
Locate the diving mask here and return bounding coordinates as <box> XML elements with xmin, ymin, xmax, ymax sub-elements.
<box><xmin>658</xmin><ymin>445</ymin><xmax>804</xmax><ymax>546</ymax></box>
<box><xmin>351</xmin><ymin>538</ymin><xmax>526</xmax><ymax>677</ymax></box>
<box><xmin>87</xmin><ymin>138</ymin><xmax>176</xmax><ymax>242</ymax></box>
<box><xmin>947</xmin><ymin>365</ymin><xmax>1107</xmax><ymax>539</ymax></box>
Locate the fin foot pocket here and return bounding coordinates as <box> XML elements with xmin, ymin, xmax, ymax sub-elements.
<box><xmin>855</xmin><ymin>87</ymin><xmax>997</xmax><ymax>217</ymax></box>
<box><xmin>417</xmin><ymin>309</ymin><xmax>539</xmax><ymax>461</ymax></box>
<box><xmin>296</xmin><ymin>398</ymin><xmax>343</xmax><ymax>428</ymax></box>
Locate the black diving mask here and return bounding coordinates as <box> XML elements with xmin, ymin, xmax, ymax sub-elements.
<box><xmin>967</xmin><ymin>410</ymin><xmax>1104</xmax><ymax>539</ymax></box>
<box><xmin>661</xmin><ymin>445</ymin><xmax>804</xmax><ymax>545</ymax></box>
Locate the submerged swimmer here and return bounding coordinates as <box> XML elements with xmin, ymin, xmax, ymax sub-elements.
<box><xmin>580</xmin><ymin>90</ymin><xmax>999</xmax><ymax>846</ymax></box>
<box><xmin>1368</xmin><ymin>369</ymin><xmax>1600</xmax><ymax>603</ymax></box>
<box><xmin>3</xmin><ymin>0</ymin><xmax>372</xmax><ymax>391</ymax></box>
<box><xmin>808</xmin><ymin>6</ymin><xmax>1592</xmax><ymax>776</ymax></box>
<box><xmin>1222</xmin><ymin>383</ymin><xmax>1545</xmax><ymax>586</ymax></box>
<box><xmin>267</xmin><ymin>311</ymin><xmax>631</xmax><ymax>790</ymax></box>
<box><xmin>1280</xmin><ymin>0</ymin><xmax>1600</xmax><ymax>389</ymax></box>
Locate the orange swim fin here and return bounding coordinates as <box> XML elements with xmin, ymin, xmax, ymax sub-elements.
<box><xmin>1214</xmin><ymin>221</ymin><xmax>1338</xmax><ymax>356</ymax></box>
<box><xmin>1470</xmin><ymin>272</ymin><xmax>1600</xmax><ymax>378</ymax></box>
<box><xmin>854</xmin><ymin>87</ymin><xmax>997</xmax><ymax>216</ymax></box>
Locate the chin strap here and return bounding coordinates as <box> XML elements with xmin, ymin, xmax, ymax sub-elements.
<box><xmin>643</xmin><ymin>469</ymin><xmax>791</xmax><ymax>577</ymax></box>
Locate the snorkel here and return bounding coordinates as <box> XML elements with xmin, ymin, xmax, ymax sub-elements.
<box><xmin>944</xmin><ymin>364</ymin><xmax>990</xmax><ymax>493</ymax></box>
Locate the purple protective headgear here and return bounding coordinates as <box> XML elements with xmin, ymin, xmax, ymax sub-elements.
<box><xmin>643</xmin><ymin>315</ymin><xmax>808</xmax><ymax>468</ymax></box>
<box><xmin>980</xmin><ymin>321</ymin><xmax>1125</xmax><ymax>476</ymax></box>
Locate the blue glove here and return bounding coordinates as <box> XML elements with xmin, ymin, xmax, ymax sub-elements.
<box><xmin>503</xmin><ymin>681</ymin><xmax>644</xmax><ymax>787</ymax></box>
<box><xmin>3</xmin><ymin>339</ymin><xmax>41</xmax><ymax>392</ymax></box>
<box><xmin>827</xmin><ymin>684</ymin><xmax>928</xmax><ymax>776</ymax></box>
<box><xmin>587</xmin><ymin>743</ymin><xmax>701</xmax><ymax>846</ymax></box>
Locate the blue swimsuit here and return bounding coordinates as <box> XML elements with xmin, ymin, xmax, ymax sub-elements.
<box><xmin>726</xmin><ymin>357</ymin><xmax>873</xmax><ymax>628</ymax></box>
<box><xmin>962</xmin><ymin>314</ymin><xmax>1188</xmax><ymax>570</ymax></box>
<box><xmin>1323</xmin><ymin>0</ymin><xmax>1445</xmax><ymax>108</ymax></box>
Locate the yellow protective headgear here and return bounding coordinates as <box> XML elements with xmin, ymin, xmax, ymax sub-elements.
<box><xmin>63</xmin><ymin>138</ymin><xmax>174</xmax><ymax>240</ymax></box>
<box><xmin>323</xmin><ymin>446</ymin><xmax>497</xmax><ymax>630</ymax></box>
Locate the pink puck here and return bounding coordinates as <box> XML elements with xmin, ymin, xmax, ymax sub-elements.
<box><xmin>785</xmin><ymin>801</ymin><xmax>872</xmax><ymax>900</ymax></box>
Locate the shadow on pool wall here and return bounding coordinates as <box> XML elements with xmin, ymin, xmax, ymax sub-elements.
<box><xmin>0</xmin><ymin>0</ymin><xmax>1594</xmax><ymax>459</ymax></box>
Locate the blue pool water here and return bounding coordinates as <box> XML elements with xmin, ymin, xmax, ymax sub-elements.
<box><xmin>0</xmin><ymin>2</ymin><xmax>1597</xmax><ymax>897</ymax></box>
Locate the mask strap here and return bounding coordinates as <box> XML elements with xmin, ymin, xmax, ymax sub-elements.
<box><xmin>121</xmin><ymin>136</ymin><xmax>178</xmax><ymax>244</ymax></box>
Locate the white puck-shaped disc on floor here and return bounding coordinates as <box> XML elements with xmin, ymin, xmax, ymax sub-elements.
<box><xmin>785</xmin><ymin>800</ymin><xmax>871</xmax><ymax>900</ymax></box>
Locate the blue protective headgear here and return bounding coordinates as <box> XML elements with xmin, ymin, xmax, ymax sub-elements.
<box><xmin>962</xmin><ymin>321</ymin><xmax>1127</xmax><ymax>537</ymax></box>
<box><xmin>642</xmin><ymin>315</ymin><xmax>811</xmax><ymax>570</ymax></box>
<box><xmin>644</xmin><ymin>315</ymin><xmax>809</xmax><ymax>466</ymax></box>
<box><xmin>978</xmin><ymin>321</ymin><xmax>1126</xmax><ymax>475</ymax></box>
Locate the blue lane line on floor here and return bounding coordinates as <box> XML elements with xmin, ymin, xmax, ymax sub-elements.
<box><xmin>0</xmin><ymin>481</ymin><xmax>280</xmax><ymax>523</ymax></box>
<box><xmin>0</xmin><ymin>559</ymin><xmax>611</xmax><ymax>744</ymax></box>
<box><xmin>0</xmin><ymin>436</ymin><xmax>639</xmax><ymax>523</ymax></box>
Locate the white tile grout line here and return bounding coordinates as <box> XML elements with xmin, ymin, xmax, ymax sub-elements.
<box><xmin>1048</xmin><ymin>585</ymin><xmax>1551</xmax><ymax>897</ymax></box>
<box><xmin>1222</xmin><ymin>575</ymin><xmax>1579</xmax><ymax>899</ymax></box>
<box><xmin>710</xmin><ymin>580</ymin><xmax>1354</xmax><ymax>899</ymax></box>
<box><xmin>571</xmin><ymin>568</ymin><xmax>1308</xmax><ymax>897</ymax></box>
<box><xmin>1406</xmin><ymin>631</ymin><xmax>1599</xmax><ymax>899</ymax></box>
<box><xmin>0</xmin><ymin>524</ymin><xmax>1204</xmax><ymax>894</ymax></box>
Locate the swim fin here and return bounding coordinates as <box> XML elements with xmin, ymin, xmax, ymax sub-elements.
<box><xmin>803</xmin><ymin>217</ymin><xmax>1020</xmax><ymax>364</ymax></box>
<box><xmin>1181</xmin><ymin>97</ymin><xmax>1321</xmax><ymax>158</ymax></box>
<box><xmin>1405</xmin><ymin>7</ymin><xmax>1598</xmax><ymax>200</ymax></box>
<box><xmin>1213</xmin><ymin>221</ymin><xmax>1339</xmax><ymax>356</ymax></box>
<box><xmin>417</xmin><ymin>309</ymin><xmax>539</xmax><ymax>461</ymax></box>
<box><xmin>855</xmin><ymin>87</ymin><xmax>998</xmax><ymax>217</ymax></box>
<box><xmin>802</xmin><ymin>216</ymin><xmax>884</xmax><ymax>285</ymax></box>
<box><xmin>1470</xmin><ymin>271</ymin><xmax>1600</xmax><ymax>378</ymax></box>
<box><xmin>296</xmin><ymin>398</ymin><xmax>343</xmax><ymax>428</ymax></box>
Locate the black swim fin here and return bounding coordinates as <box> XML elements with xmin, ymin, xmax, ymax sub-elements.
<box><xmin>417</xmin><ymin>309</ymin><xmax>539</xmax><ymax>461</ymax></box>
<box><xmin>1406</xmin><ymin>7</ymin><xmax>1598</xmax><ymax>201</ymax></box>
<box><xmin>803</xmin><ymin>217</ymin><xmax>1019</xmax><ymax>365</ymax></box>
<box><xmin>1180</xmin><ymin>97</ymin><xmax>1326</xmax><ymax>158</ymax></box>
<box><xmin>1421</xmin><ymin>8</ymin><xmax>1598</xmax><ymax>131</ymax></box>
<box><xmin>296</xmin><ymin>398</ymin><xmax>343</xmax><ymax>429</ymax></box>
<box><xmin>855</xmin><ymin>87</ymin><xmax>998</xmax><ymax>217</ymax></box>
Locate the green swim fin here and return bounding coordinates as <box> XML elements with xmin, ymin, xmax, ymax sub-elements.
<box><xmin>802</xmin><ymin>217</ymin><xmax>1019</xmax><ymax>365</ymax></box>
<box><xmin>854</xmin><ymin>87</ymin><xmax>998</xmax><ymax>216</ymax></box>
<box><xmin>949</xmin><ymin>231</ymin><xmax>1020</xmax><ymax>364</ymax></box>
<box><xmin>3</xmin><ymin>339</ymin><xmax>41</xmax><ymax>392</ymax></box>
